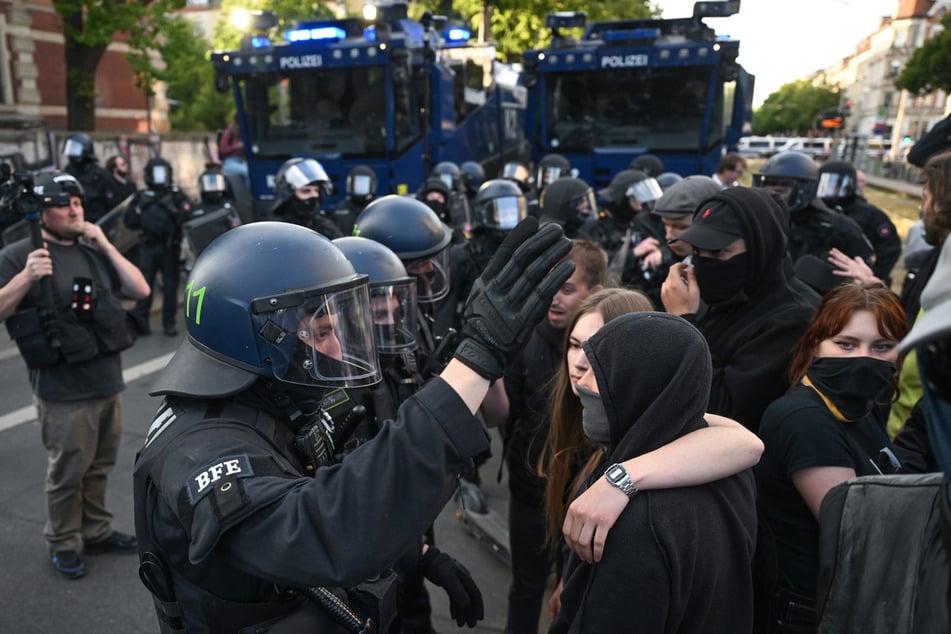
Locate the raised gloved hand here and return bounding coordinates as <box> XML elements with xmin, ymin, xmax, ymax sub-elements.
<box><xmin>419</xmin><ymin>546</ymin><xmax>484</xmax><ymax>628</ymax></box>
<box><xmin>453</xmin><ymin>218</ymin><xmax>574</xmax><ymax>379</ymax></box>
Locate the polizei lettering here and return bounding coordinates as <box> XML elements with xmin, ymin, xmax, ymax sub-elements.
<box><xmin>600</xmin><ymin>54</ymin><xmax>648</xmax><ymax>68</ymax></box>
<box><xmin>280</xmin><ymin>54</ymin><xmax>324</xmax><ymax>69</ymax></box>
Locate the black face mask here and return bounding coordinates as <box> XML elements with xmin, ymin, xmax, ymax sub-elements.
<box><xmin>694</xmin><ymin>253</ymin><xmax>749</xmax><ymax>306</ymax></box>
<box><xmin>806</xmin><ymin>356</ymin><xmax>897</xmax><ymax>421</ymax></box>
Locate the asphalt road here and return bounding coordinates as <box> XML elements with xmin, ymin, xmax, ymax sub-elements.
<box><xmin>0</xmin><ymin>314</ymin><xmax>540</xmax><ymax>633</ymax></box>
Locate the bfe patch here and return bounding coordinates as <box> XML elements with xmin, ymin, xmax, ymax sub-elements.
<box><xmin>187</xmin><ymin>454</ymin><xmax>254</xmax><ymax>505</ymax></box>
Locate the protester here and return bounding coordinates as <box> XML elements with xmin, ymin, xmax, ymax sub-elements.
<box><xmin>754</xmin><ymin>281</ymin><xmax>908</xmax><ymax>633</ymax></box>
<box><xmin>550</xmin><ymin>311</ymin><xmax>757</xmax><ymax>633</ymax></box>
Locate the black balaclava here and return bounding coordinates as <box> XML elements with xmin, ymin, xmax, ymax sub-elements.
<box><xmin>805</xmin><ymin>357</ymin><xmax>897</xmax><ymax>421</ymax></box>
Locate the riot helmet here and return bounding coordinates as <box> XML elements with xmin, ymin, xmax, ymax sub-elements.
<box><xmin>538</xmin><ymin>177</ymin><xmax>597</xmax><ymax>234</ymax></box>
<box><xmin>816</xmin><ymin>160</ymin><xmax>858</xmax><ymax>205</ymax></box>
<box><xmin>150</xmin><ymin>222</ymin><xmax>381</xmax><ymax>399</ymax></box>
<box><xmin>34</xmin><ymin>172</ymin><xmax>85</xmax><ymax>207</ymax></box>
<box><xmin>431</xmin><ymin>161</ymin><xmax>462</xmax><ymax>192</ymax></box>
<box><xmin>354</xmin><ymin>195</ymin><xmax>453</xmax><ymax>303</ymax></box>
<box><xmin>472</xmin><ymin>179</ymin><xmax>528</xmax><ymax>232</ymax></box>
<box><xmin>346</xmin><ymin>165</ymin><xmax>378</xmax><ymax>203</ymax></box>
<box><xmin>536</xmin><ymin>154</ymin><xmax>571</xmax><ymax>190</ymax></box>
<box><xmin>144</xmin><ymin>157</ymin><xmax>174</xmax><ymax>190</ymax></box>
<box><xmin>198</xmin><ymin>170</ymin><xmax>233</xmax><ymax>206</ymax></box>
<box><xmin>500</xmin><ymin>161</ymin><xmax>533</xmax><ymax>193</ymax></box>
<box><xmin>460</xmin><ymin>161</ymin><xmax>486</xmax><ymax>197</ymax></box>
<box><xmin>62</xmin><ymin>133</ymin><xmax>96</xmax><ymax>165</ymax></box>
<box><xmin>752</xmin><ymin>151</ymin><xmax>819</xmax><ymax>212</ymax></box>
<box><xmin>275</xmin><ymin>158</ymin><xmax>333</xmax><ymax>201</ymax></box>
<box><xmin>598</xmin><ymin>169</ymin><xmax>663</xmax><ymax>206</ymax></box>
<box><xmin>657</xmin><ymin>172</ymin><xmax>684</xmax><ymax>190</ymax></box>
<box><xmin>333</xmin><ymin>236</ymin><xmax>417</xmax><ymax>353</ymax></box>
<box><xmin>629</xmin><ymin>154</ymin><xmax>665</xmax><ymax>178</ymax></box>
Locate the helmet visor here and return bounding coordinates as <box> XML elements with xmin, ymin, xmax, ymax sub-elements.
<box><xmin>405</xmin><ymin>245</ymin><xmax>451</xmax><ymax>303</ymax></box>
<box><xmin>350</xmin><ymin>174</ymin><xmax>373</xmax><ymax>197</ymax></box>
<box><xmin>369</xmin><ymin>279</ymin><xmax>417</xmax><ymax>353</ymax></box>
<box><xmin>438</xmin><ymin>173</ymin><xmax>454</xmax><ymax>190</ymax></box>
<box><xmin>625</xmin><ymin>178</ymin><xmax>663</xmax><ymax>203</ymax></box>
<box><xmin>753</xmin><ymin>174</ymin><xmax>795</xmax><ymax>200</ymax></box>
<box><xmin>501</xmin><ymin>163</ymin><xmax>530</xmax><ymax>184</ymax></box>
<box><xmin>537</xmin><ymin>166</ymin><xmax>564</xmax><ymax>190</ymax></box>
<box><xmin>63</xmin><ymin>138</ymin><xmax>84</xmax><ymax>160</ymax></box>
<box><xmin>251</xmin><ymin>278</ymin><xmax>381</xmax><ymax>388</ymax></box>
<box><xmin>483</xmin><ymin>195</ymin><xmax>527</xmax><ymax>230</ymax></box>
<box><xmin>575</xmin><ymin>189</ymin><xmax>598</xmax><ymax>221</ymax></box>
<box><xmin>200</xmin><ymin>172</ymin><xmax>227</xmax><ymax>193</ymax></box>
<box><xmin>151</xmin><ymin>164</ymin><xmax>169</xmax><ymax>186</ymax></box>
<box><xmin>816</xmin><ymin>173</ymin><xmax>854</xmax><ymax>199</ymax></box>
<box><xmin>285</xmin><ymin>161</ymin><xmax>332</xmax><ymax>194</ymax></box>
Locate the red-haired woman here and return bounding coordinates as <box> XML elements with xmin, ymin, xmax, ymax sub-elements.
<box><xmin>754</xmin><ymin>281</ymin><xmax>909</xmax><ymax>633</ymax></box>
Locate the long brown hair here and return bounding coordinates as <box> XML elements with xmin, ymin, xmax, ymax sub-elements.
<box><xmin>539</xmin><ymin>288</ymin><xmax>653</xmax><ymax>550</ymax></box>
<box><xmin>787</xmin><ymin>281</ymin><xmax>908</xmax><ymax>383</ymax></box>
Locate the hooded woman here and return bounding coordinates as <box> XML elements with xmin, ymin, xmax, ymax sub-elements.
<box><xmin>550</xmin><ymin>311</ymin><xmax>757</xmax><ymax>633</ymax></box>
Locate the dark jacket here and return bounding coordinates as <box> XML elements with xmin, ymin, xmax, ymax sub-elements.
<box><xmin>788</xmin><ymin>199</ymin><xmax>873</xmax><ymax>264</ymax></box>
<box><xmin>831</xmin><ymin>196</ymin><xmax>902</xmax><ymax>283</ymax></box>
<box><xmin>552</xmin><ymin>313</ymin><xmax>757</xmax><ymax>634</ymax></box>
<box><xmin>65</xmin><ymin>161</ymin><xmax>113</xmax><ymax>223</ymax></box>
<box><xmin>503</xmin><ymin>319</ymin><xmax>564</xmax><ymax>505</ymax></box>
<box><xmin>134</xmin><ymin>377</ymin><xmax>490</xmax><ymax>633</ymax></box>
<box><xmin>684</xmin><ymin>188</ymin><xmax>816</xmax><ymax>432</ymax></box>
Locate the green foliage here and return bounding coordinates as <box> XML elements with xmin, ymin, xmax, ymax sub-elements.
<box><xmin>160</xmin><ymin>19</ymin><xmax>231</xmax><ymax>131</ymax></box>
<box><xmin>896</xmin><ymin>12</ymin><xmax>951</xmax><ymax>95</ymax></box>
<box><xmin>412</xmin><ymin>0</ymin><xmax>654</xmax><ymax>63</ymax></box>
<box><xmin>753</xmin><ymin>79</ymin><xmax>840</xmax><ymax>135</ymax></box>
<box><xmin>213</xmin><ymin>0</ymin><xmax>335</xmax><ymax>51</ymax></box>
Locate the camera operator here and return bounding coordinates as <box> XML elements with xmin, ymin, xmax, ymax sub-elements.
<box><xmin>133</xmin><ymin>219</ymin><xmax>573</xmax><ymax>633</ymax></box>
<box><xmin>124</xmin><ymin>157</ymin><xmax>193</xmax><ymax>337</ymax></box>
<box><xmin>0</xmin><ymin>171</ymin><xmax>149</xmax><ymax>579</ymax></box>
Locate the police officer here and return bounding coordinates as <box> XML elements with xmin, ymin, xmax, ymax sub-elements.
<box><xmin>537</xmin><ymin>176</ymin><xmax>598</xmax><ymax>239</ymax></box>
<box><xmin>133</xmin><ymin>220</ymin><xmax>573</xmax><ymax>633</ymax></box>
<box><xmin>62</xmin><ymin>133</ymin><xmax>113</xmax><ymax>223</ymax></box>
<box><xmin>180</xmin><ymin>171</ymin><xmax>242</xmax><ymax>258</ymax></box>
<box><xmin>334</xmin><ymin>236</ymin><xmax>447</xmax><ymax>634</ymax></box>
<box><xmin>271</xmin><ymin>158</ymin><xmax>342</xmax><ymax>239</ymax></box>
<box><xmin>459</xmin><ymin>161</ymin><xmax>486</xmax><ymax>201</ymax></box>
<box><xmin>817</xmin><ymin>160</ymin><xmax>901</xmax><ymax>285</ymax></box>
<box><xmin>629</xmin><ymin>153</ymin><xmax>665</xmax><ymax>178</ymax></box>
<box><xmin>333</xmin><ymin>165</ymin><xmax>378</xmax><ymax>236</ymax></box>
<box><xmin>535</xmin><ymin>153</ymin><xmax>571</xmax><ymax>193</ymax></box>
<box><xmin>430</xmin><ymin>161</ymin><xmax>471</xmax><ymax>232</ymax></box>
<box><xmin>124</xmin><ymin>157</ymin><xmax>193</xmax><ymax>336</ymax></box>
<box><xmin>753</xmin><ymin>151</ymin><xmax>873</xmax><ymax>294</ymax></box>
<box><xmin>354</xmin><ymin>195</ymin><xmax>454</xmax><ymax>372</ymax></box>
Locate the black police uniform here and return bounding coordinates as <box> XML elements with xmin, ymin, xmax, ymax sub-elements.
<box><xmin>125</xmin><ymin>186</ymin><xmax>193</xmax><ymax>333</ymax></box>
<box><xmin>788</xmin><ymin>199</ymin><xmax>874</xmax><ymax>264</ymax></box>
<box><xmin>134</xmin><ymin>378</ymin><xmax>489</xmax><ymax>633</ymax></box>
<box><xmin>272</xmin><ymin>198</ymin><xmax>343</xmax><ymax>239</ymax></box>
<box><xmin>65</xmin><ymin>161</ymin><xmax>113</xmax><ymax>223</ymax></box>
<box><xmin>828</xmin><ymin>196</ymin><xmax>902</xmax><ymax>283</ymax></box>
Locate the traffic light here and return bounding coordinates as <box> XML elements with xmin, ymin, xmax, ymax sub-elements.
<box><xmin>844</xmin><ymin>100</ymin><xmax>853</xmax><ymax>116</ymax></box>
<box><xmin>817</xmin><ymin>112</ymin><xmax>845</xmax><ymax>130</ymax></box>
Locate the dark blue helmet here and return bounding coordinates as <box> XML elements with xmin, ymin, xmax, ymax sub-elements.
<box><xmin>150</xmin><ymin>222</ymin><xmax>381</xmax><ymax>398</ymax></box>
<box><xmin>62</xmin><ymin>133</ymin><xmax>96</xmax><ymax>164</ymax></box>
<box><xmin>753</xmin><ymin>151</ymin><xmax>819</xmax><ymax>212</ymax></box>
<box><xmin>333</xmin><ymin>236</ymin><xmax>417</xmax><ymax>353</ymax></box>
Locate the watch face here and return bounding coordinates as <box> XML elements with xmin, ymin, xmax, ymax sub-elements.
<box><xmin>607</xmin><ymin>465</ymin><xmax>625</xmax><ymax>482</ymax></box>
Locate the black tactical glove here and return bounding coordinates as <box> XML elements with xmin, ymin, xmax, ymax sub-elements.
<box><xmin>453</xmin><ymin>218</ymin><xmax>574</xmax><ymax>379</ymax></box>
<box><xmin>419</xmin><ymin>546</ymin><xmax>484</xmax><ymax>628</ymax></box>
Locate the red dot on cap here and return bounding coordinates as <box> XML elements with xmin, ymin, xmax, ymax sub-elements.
<box><xmin>702</xmin><ymin>208</ymin><xmax>712</xmax><ymax>218</ymax></box>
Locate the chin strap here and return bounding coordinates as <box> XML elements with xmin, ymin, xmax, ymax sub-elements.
<box><xmin>40</xmin><ymin>222</ymin><xmax>79</xmax><ymax>244</ymax></box>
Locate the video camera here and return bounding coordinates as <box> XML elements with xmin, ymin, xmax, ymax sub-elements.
<box><xmin>0</xmin><ymin>164</ymin><xmax>42</xmax><ymax>221</ymax></box>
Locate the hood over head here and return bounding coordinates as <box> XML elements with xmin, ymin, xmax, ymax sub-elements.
<box><xmin>583</xmin><ymin>312</ymin><xmax>710</xmax><ymax>460</ymax></box>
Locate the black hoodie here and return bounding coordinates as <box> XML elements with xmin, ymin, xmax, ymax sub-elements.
<box><xmin>685</xmin><ymin>187</ymin><xmax>816</xmax><ymax>432</ymax></box>
<box><xmin>551</xmin><ymin>313</ymin><xmax>756</xmax><ymax>634</ymax></box>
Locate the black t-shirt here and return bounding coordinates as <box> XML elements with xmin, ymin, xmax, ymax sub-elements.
<box><xmin>755</xmin><ymin>384</ymin><xmax>894</xmax><ymax>597</ymax></box>
<box><xmin>0</xmin><ymin>238</ymin><xmax>124</xmax><ymax>401</ymax></box>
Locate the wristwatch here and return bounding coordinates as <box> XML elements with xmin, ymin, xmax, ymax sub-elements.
<box><xmin>604</xmin><ymin>463</ymin><xmax>639</xmax><ymax>499</ymax></box>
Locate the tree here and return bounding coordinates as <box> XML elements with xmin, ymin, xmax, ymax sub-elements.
<box><xmin>896</xmin><ymin>12</ymin><xmax>951</xmax><ymax>95</ymax></box>
<box><xmin>413</xmin><ymin>0</ymin><xmax>654</xmax><ymax>63</ymax></box>
<box><xmin>753</xmin><ymin>80</ymin><xmax>840</xmax><ymax>136</ymax></box>
<box><xmin>161</xmin><ymin>18</ymin><xmax>231</xmax><ymax>132</ymax></box>
<box><xmin>53</xmin><ymin>0</ymin><xmax>185</xmax><ymax>131</ymax></box>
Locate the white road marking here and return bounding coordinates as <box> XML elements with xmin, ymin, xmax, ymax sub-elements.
<box><xmin>0</xmin><ymin>352</ymin><xmax>174</xmax><ymax>432</ymax></box>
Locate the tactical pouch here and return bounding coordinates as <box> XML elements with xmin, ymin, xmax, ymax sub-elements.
<box><xmin>90</xmin><ymin>289</ymin><xmax>135</xmax><ymax>354</ymax></box>
<box><xmin>348</xmin><ymin>569</ymin><xmax>399</xmax><ymax>634</ymax></box>
<box><xmin>5</xmin><ymin>307</ymin><xmax>99</xmax><ymax>369</ymax></box>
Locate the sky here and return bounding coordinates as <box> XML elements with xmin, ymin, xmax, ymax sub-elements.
<box><xmin>657</xmin><ymin>0</ymin><xmax>903</xmax><ymax>106</ymax></box>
